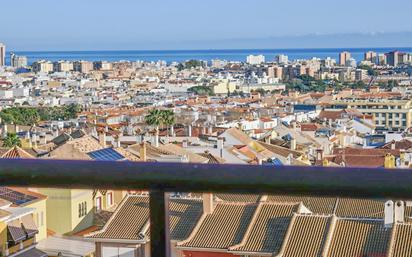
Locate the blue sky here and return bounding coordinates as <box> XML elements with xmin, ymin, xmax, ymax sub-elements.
<box><xmin>1</xmin><ymin>0</ymin><xmax>412</xmax><ymax>50</ymax></box>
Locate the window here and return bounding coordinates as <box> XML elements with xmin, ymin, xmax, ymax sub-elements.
<box><xmin>79</xmin><ymin>201</ymin><xmax>87</xmax><ymax>217</ymax></box>
<box><xmin>107</xmin><ymin>192</ymin><xmax>113</xmax><ymax>207</ymax></box>
<box><xmin>96</xmin><ymin>197</ymin><xmax>102</xmax><ymax>211</ymax></box>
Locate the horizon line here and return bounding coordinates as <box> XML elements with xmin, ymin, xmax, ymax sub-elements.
<box><xmin>5</xmin><ymin>46</ymin><xmax>412</xmax><ymax>53</ymax></box>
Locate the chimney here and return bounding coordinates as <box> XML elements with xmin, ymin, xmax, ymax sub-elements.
<box><xmin>395</xmin><ymin>201</ymin><xmax>405</xmax><ymax>223</ymax></box>
<box><xmin>170</xmin><ymin>125</ymin><xmax>174</xmax><ymax>137</ymax></box>
<box><xmin>53</xmin><ymin>129</ymin><xmax>59</xmax><ymax>138</ymax></box>
<box><xmin>290</xmin><ymin>138</ymin><xmax>296</xmax><ymax>151</ymax></box>
<box><xmin>286</xmin><ymin>153</ymin><xmax>293</xmax><ymax>165</ymax></box>
<box><xmin>188</xmin><ymin>124</ymin><xmax>192</xmax><ymax>137</ymax></box>
<box><xmin>15</xmin><ymin>125</ymin><xmax>19</xmax><ymax>133</ymax></box>
<box><xmin>31</xmin><ymin>134</ymin><xmax>38</xmax><ymax>148</ymax></box>
<box><xmin>391</xmin><ymin>141</ymin><xmax>396</xmax><ymax>150</ymax></box>
<box><xmin>40</xmin><ymin>134</ymin><xmax>47</xmax><ymax>145</ymax></box>
<box><xmin>208</xmin><ymin>125</ymin><xmax>213</xmax><ymax>135</ymax></box>
<box><xmin>2</xmin><ymin>124</ymin><xmax>7</xmax><ymax>138</ymax></box>
<box><xmin>217</xmin><ymin>137</ymin><xmax>224</xmax><ymax>158</ymax></box>
<box><xmin>114</xmin><ymin>137</ymin><xmax>121</xmax><ymax>148</ymax></box>
<box><xmin>153</xmin><ymin>133</ymin><xmax>159</xmax><ymax>147</ymax></box>
<box><xmin>384</xmin><ymin>200</ymin><xmax>394</xmax><ymax>228</ymax></box>
<box><xmin>99</xmin><ymin>132</ymin><xmax>107</xmax><ymax>147</ymax></box>
<box><xmin>202</xmin><ymin>193</ymin><xmax>214</xmax><ymax>214</ymax></box>
<box><xmin>316</xmin><ymin>149</ymin><xmax>324</xmax><ymax>161</ymax></box>
<box><xmin>140</xmin><ymin>142</ymin><xmax>147</xmax><ymax>162</ymax></box>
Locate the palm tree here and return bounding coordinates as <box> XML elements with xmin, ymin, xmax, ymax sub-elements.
<box><xmin>3</xmin><ymin>133</ymin><xmax>21</xmax><ymax>148</ymax></box>
<box><xmin>145</xmin><ymin>109</ymin><xmax>163</xmax><ymax>135</ymax></box>
<box><xmin>145</xmin><ymin>109</ymin><xmax>176</xmax><ymax>136</ymax></box>
<box><xmin>161</xmin><ymin>110</ymin><xmax>175</xmax><ymax>136</ymax></box>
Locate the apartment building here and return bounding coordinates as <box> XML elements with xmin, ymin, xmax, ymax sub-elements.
<box><xmin>0</xmin><ymin>43</ymin><xmax>5</xmax><ymax>67</ymax></box>
<box><xmin>32</xmin><ymin>60</ymin><xmax>54</xmax><ymax>73</ymax></box>
<box><xmin>246</xmin><ymin>55</ymin><xmax>265</xmax><ymax>65</ymax></box>
<box><xmin>54</xmin><ymin>61</ymin><xmax>74</xmax><ymax>72</ymax></box>
<box><xmin>327</xmin><ymin>99</ymin><xmax>412</xmax><ymax>130</ymax></box>
<box><xmin>10</xmin><ymin>53</ymin><xmax>28</xmax><ymax>68</ymax></box>
<box><xmin>74</xmin><ymin>61</ymin><xmax>94</xmax><ymax>73</ymax></box>
<box><xmin>339</xmin><ymin>51</ymin><xmax>351</xmax><ymax>66</ymax></box>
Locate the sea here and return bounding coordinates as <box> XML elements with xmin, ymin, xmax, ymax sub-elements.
<box><xmin>5</xmin><ymin>47</ymin><xmax>412</xmax><ymax>65</ymax></box>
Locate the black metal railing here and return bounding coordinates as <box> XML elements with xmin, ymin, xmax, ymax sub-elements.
<box><xmin>1</xmin><ymin>159</ymin><xmax>412</xmax><ymax>257</ymax></box>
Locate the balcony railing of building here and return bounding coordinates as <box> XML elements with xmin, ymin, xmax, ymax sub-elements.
<box><xmin>1</xmin><ymin>159</ymin><xmax>412</xmax><ymax>257</ymax></box>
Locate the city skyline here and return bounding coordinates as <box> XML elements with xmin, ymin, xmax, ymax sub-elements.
<box><xmin>1</xmin><ymin>0</ymin><xmax>412</xmax><ymax>51</ymax></box>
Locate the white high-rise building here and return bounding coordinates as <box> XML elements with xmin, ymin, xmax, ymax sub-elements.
<box><xmin>10</xmin><ymin>53</ymin><xmax>28</xmax><ymax>68</ymax></box>
<box><xmin>275</xmin><ymin>54</ymin><xmax>288</xmax><ymax>64</ymax></box>
<box><xmin>246</xmin><ymin>55</ymin><xmax>265</xmax><ymax>65</ymax></box>
<box><xmin>0</xmin><ymin>43</ymin><xmax>5</xmax><ymax>67</ymax></box>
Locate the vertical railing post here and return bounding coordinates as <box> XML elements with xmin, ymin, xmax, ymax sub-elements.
<box><xmin>149</xmin><ymin>190</ymin><xmax>170</xmax><ymax>257</ymax></box>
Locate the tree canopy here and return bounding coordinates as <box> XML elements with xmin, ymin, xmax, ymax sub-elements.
<box><xmin>3</xmin><ymin>133</ymin><xmax>21</xmax><ymax>147</ymax></box>
<box><xmin>0</xmin><ymin>104</ymin><xmax>81</xmax><ymax>126</ymax></box>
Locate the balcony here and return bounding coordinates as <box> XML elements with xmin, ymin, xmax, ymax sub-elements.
<box><xmin>1</xmin><ymin>158</ymin><xmax>412</xmax><ymax>257</ymax></box>
<box><xmin>6</xmin><ymin>237</ymin><xmax>36</xmax><ymax>256</ymax></box>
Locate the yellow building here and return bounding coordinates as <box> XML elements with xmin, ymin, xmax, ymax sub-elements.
<box><xmin>0</xmin><ymin>196</ymin><xmax>47</xmax><ymax>256</ymax></box>
<box><xmin>37</xmin><ymin>188</ymin><xmax>94</xmax><ymax>235</ymax></box>
<box><xmin>211</xmin><ymin>79</ymin><xmax>236</xmax><ymax>95</ymax></box>
<box><xmin>0</xmin><ymin>187</ymin><xmax>48</xmax><ymax>242</ymax></box>
<box><xmin>93</xmin><ymin>190</ymin><xmax>126</xmax><ymax>212</ymax></box>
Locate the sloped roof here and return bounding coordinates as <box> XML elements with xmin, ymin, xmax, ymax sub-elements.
<box><xmin>283</xmin><ymin>215</ymin><xmax>331</xmax><ymax>257</ymax></box>
<box><xmin>231</xmin><ymin>203</ymin><xmax>298</xmax><ymax>254</ymax></box>
<box><xmin>390</xmin><ymin>223</ymin><xmax>412</xmax><ymax>257</ymax></box>
<box><xmin>335</xmin><ymin>198</ymin><xmax>385</xmax><ymax>218</ymax></box>
<box><xmin>88</xmin><ymin>195</ymin><xmax>202</xmax><ymax>241</ymax></box>
<box><xmin>267</xmin><ymin>195</ymin><xmax>337</xmax><ymax>215</ymax></box>
<box><xmin>0</xmin><ymin>146</ymin><xmax>35</xmax><ymax>159</ymax></box>
<box><xmin>198</xmin><ymin>152</ymin><xmax>226</xmax><ymax>164</ymax></box>
<box><xmin>215</xmin><ymin>194</ymin><xmax>261</xmax><ymax>203</ymax></box>
<box><xmin>180</xmin><ymin>203</ymin><xmax>257</xmax><ymax>249</ymax></box>
<box><xmin>326</xmin><ymin>219</ymin><xmax>391</xmax><ymax>257</ymax></box>
<box><xmin>158</xmin><ymin>144</ymin><xmax>209</xmax><ymax>163</ymax></box>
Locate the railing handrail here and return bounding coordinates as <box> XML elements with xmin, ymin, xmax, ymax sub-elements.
<box><xmin>0</xmin><ymin>158</ymin><xmax>411</xmax><ymax>198</ymax></box>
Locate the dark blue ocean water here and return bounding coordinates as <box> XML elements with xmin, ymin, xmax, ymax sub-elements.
<box><xmin>5</xmin><ymin>48</ymin><xmax>412</xmax><ymax>65</ymax></box>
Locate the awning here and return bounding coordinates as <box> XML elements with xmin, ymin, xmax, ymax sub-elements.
<box><xmin>8</xmin><ymin>219</ymin><xmax>26</xmax><ymax>242</ymax></box>
<box><xmin>21</xmin><ymin>215</ymin><xmax>38</xmax><ymax>237</ymax></box>
<box><xmin>15</xmin><ymin>248</ymin><xmax>48</xmax><ymax>257</ymax></box>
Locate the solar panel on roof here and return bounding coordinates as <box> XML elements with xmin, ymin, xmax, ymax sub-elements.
<box><xmin>0</xmin><ymin>187</ymin><xmax>37</xmax><ymax>205</ymax></box>
<box><xmin>87</xmin><ymin>148</ymin><xmax>125</xmax><ymax>161</ymax></box>
<box><xmin>272</xmin><ymin>158</ymin><xmax>284</xmax><ymax>166</ymax></box>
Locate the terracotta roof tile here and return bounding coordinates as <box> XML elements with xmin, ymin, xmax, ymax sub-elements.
<box><xmin>233</xmin><ymin>203</ymin><xmax>298</xmax><ymax>254</ymax></box>
<box><xmin>327</xmin><ymin>219</ymin><xmax>391</xmax><ymax>257</ymax></box>
<box><xmin>283</xmin><ymin>215</ymin><xmax>331</xmax><ymax>257</ymax></box>
<box><xmin>181</xmin><ymin>203</ymin><xmax>257</xmax><ymax>249</ymax></box>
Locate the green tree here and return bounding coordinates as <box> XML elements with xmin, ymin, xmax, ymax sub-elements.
<box><xmin>161</xmin><ymin>110</ymin><xmax>176</xmax><ymax>136</ymax></box>
<box><xmin>145</xmin><ymin>109</ymin><xmax>163</xmax><ymax>135</ymax></box>
<box><xmin>3</xmin><ymin>133</ymin><xmax>21</xmax><ymax>147</ymax></box>
<box><xmin>188</xmin><ymin>86</ymin><xmax>214</xmax><ymax>96</ymax></box>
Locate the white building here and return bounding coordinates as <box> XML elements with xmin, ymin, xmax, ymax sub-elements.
<box><xmin>275</xmin><ymin>54</ymin><xmax>288</xmax><ymax>64</ymax></box>
<box><xmin>10</xmin><ymin>53</ymin><xmax>28</xmax><ymax>68</ymax></box>
<box><xmin>246</xmin><ymin>55</ymin><xmax>265</xmax><ymax>65</ymax></box>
